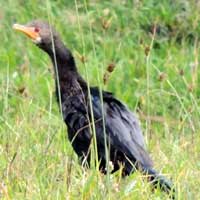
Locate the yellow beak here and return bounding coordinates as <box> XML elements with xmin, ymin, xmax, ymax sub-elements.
<box><xmin>13</xmin><ymin>24</ymin><xmax>40</xmax><ymax>40</ymax></box>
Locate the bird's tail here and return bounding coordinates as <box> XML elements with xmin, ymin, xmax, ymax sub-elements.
<box><xmin>143</xmin><ymin>167</ymin><xmax>175</xmax><ymax>199</ymax></box>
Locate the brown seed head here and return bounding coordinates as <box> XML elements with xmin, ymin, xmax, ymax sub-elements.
<box><xmin>107</xmin><ymin>63</ymin><xmax>115</xmax><ymax>72</ymax></box>
<box><xmin>158</xmin><ymin>72</ymin><xmax>167</xmax><ymax>81</ymax></box>
<box><xmin>179</xmin><ymin>69</ymin><xmax>184</xmax><ymax>76</ymax></box>
<box><xmin>145</xmin><ymin>46</ymin><xmax>150</xmax><ymax>56</ymax></box>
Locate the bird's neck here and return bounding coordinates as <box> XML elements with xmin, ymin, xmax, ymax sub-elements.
<box><xmin>46</xmin><ymin>40</ymin><xmax>87</xmax><ymax>101</ymax></box>
<box><xmin>47</xmin><ymin>39</ymin><xmax>77</xmax><ymax>73</ymax></box>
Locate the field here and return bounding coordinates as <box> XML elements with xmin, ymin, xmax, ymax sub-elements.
<box><xmin>0</xmin><ymin>0</ymin><xmax>200</xmax><ymax>199</ymax></box>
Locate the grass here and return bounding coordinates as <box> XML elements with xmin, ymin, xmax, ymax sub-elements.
<box><xmin>0</xmin><ymin>0</ymin><xmax>200</xmax><ymax>199</ymax></box>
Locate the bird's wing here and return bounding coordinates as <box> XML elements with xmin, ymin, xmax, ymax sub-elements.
<box><xmin>91</xmin><ymin>88</ymin><xmax>153</xmax><ymax>168</ymax></box>
<box><xmin>63</xmin><ymin>88</ymin><xmax>153</xmax><ymax>168</ymax></box>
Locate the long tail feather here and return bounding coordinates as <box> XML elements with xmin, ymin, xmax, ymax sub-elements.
<box><xmin>143</xmin><ymin>167</ymin><xmax>175</xmax><ymax>199</ymax></box>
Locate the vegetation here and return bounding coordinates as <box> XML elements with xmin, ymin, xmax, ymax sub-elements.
<box><xmin>0</xmin><ymin>0</ymin><xmax>200</xmax><ymax>199</ymax></box>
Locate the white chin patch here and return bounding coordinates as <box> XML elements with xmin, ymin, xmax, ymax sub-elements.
<box><xmin>33</xmin><ymin>36</ymin><xmax>42</xmax><ymax>44</ymax></box>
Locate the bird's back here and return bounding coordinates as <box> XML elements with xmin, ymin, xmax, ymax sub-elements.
<box><xmin>61</xmin><ymin>87</ymin><xmax>153</xmax><ymax>173</ymax></box>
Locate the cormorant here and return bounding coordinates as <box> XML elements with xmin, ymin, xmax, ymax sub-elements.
<box><xmin>13</xmin><ymin>20</ymin><xmax>174</xmax><ymax>197</ymax></box>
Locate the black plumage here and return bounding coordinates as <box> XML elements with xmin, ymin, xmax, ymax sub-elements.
<box><xmin>13</xmin><ymin>20</ymin><xmax>174</xmax><ymax>197</ymax></box>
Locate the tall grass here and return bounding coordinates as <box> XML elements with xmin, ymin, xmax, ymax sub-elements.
<box><xmin>0</xmin><ymin>0</ymin><xmax>200</xmax><ymax>199</ymax></box>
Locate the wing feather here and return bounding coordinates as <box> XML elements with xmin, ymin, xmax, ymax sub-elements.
<box><xmin>91</xmin><ymin>89</ymin><xmax>153</xmax><ymax>168</ymax></box>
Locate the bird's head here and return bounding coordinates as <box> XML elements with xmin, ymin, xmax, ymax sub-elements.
<box><xmin>13</xmin><ymin>19</ymin><xmax>77</xmax><ymax>70</ymax></box>
<box><xmin>13</xmin><ymin>20</ymin><xmax>59</xmax><ymax>51</ymax></box>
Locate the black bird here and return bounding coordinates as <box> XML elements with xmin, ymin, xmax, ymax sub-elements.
<box><xmin>13</xmin><ymin>20</ymin><xmax>174</xmax><ymax>196</ymax></box>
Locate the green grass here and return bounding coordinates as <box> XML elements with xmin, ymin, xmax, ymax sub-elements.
<box><xmin>0</xmin><ymin>0</ymin><xmax>200</xmax><ymax>199</ymax></box>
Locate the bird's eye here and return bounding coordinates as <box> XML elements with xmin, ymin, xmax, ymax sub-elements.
<box><xmin>34</xmin><ymin>27</ymin><xmax>40</xmax><ymax>32</ymax></box>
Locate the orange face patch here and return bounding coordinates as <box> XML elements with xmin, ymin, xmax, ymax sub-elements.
<box><xmin>13</xmin><ymin>24</ymin><xmax>40</xmax><ymax>40</ymax></box>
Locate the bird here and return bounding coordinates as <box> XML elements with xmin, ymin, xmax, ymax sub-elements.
<box><xmin>13</xmin><ymin>20</ymin><xmax>174</xmax><ymax>197</ymax></box>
